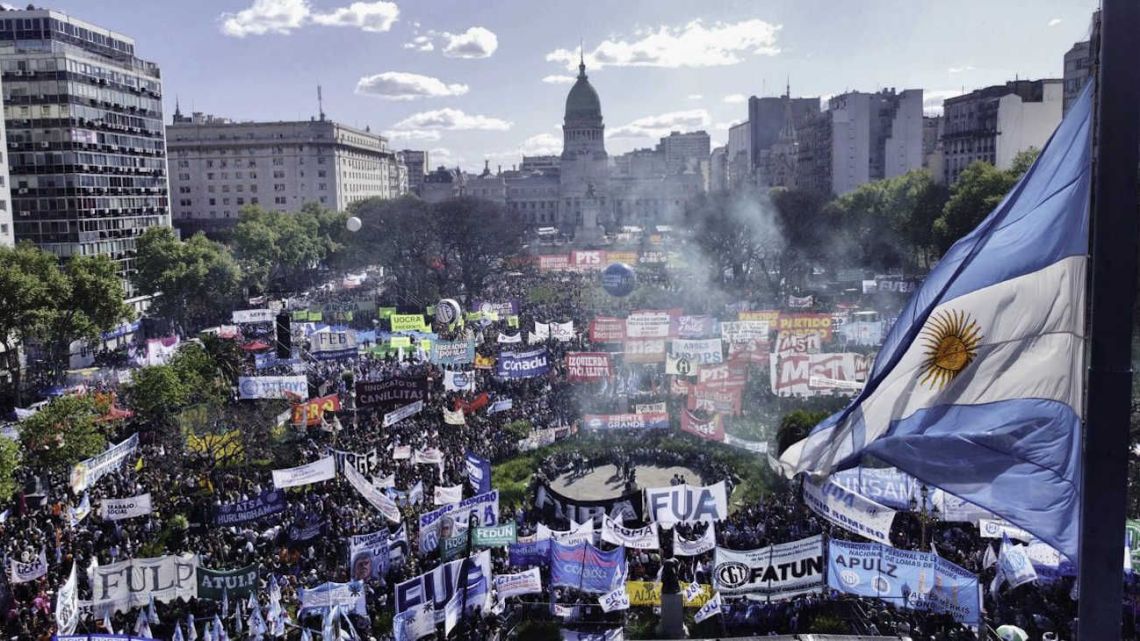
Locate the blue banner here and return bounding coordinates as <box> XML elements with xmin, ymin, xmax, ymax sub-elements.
<box><xmin>495</xmin><ymin>349</ymin><xmax>550</xmax><ymax>380</ymax></box>
<box><xmin>830</xmin><ymin>467</ymin><xmax>920</xmax><ymax>510</ymax></box>
<box><xmin>549</xmin><ymin>541</ymin><xmax>627</xmax><ymax>594</ymax></box>
<box><xmin>213</xmin><ymin>489</ymin><xmax>286</xmax><ymax>525</ymax></box>
<box><xmin>509</xmin><ymin>539</ymin><xmax>551</xmax><ymax>567</ymax></box>
<box><xmin>465</xmin><ymin>451</ymin><xmax>492</xmax><ymax>495</ymax></box>
<box><xmin>827</xmin><ymin>539</ymin><xmax>980</xmax><ymax>625</ymax></box>
<box><xmin>431</xmin><ymin>339</ymin><xmax>476</xmax><ymax>365</ymax></box>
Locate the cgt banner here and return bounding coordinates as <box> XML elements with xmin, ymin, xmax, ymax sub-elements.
<box><xmin>431</xmin><ymin>339</ymin><xmax>476</xmax><ymax>365</ymax></box>
<box><xmin>713</xmin><ymin>535</ymin><xmax>825</xmax><ymax>599</ymax></box>
<box><xmin>802</xmin><ymin>478</ymin><xmax>896</xmax><ymax>545</ymax></box>
<box><xmin>496</xmin><ymin>349</ymin><xmax>550</xmax><ymax>379</ymax></box>
<box><xmin>582</xmin><ymin>413</ymin><xmax>669</xmax><ymax>431</ymax></box>
<box><xmin>238</xmin><ymin>376</ymin><xmax>308</xmax><ymax>400</ymax></box>
<box><xmin>828</xmin><ymin>539</ymin><xmax>981</xmax><ymax>625</ymax></box>
<box><xmin>680</xmin><ymin>410</ymin><xmax>725</xmax><ymax>442</ymax></box>
<box><xmin>535</xmin><ymin>483</ymin><xmax>644</xmax><ymax>526</ymax></box>
<box><xmin>356</xmin><ymin>376</ymin><xmax>428</xmax><ymax>409</ymax></box>
<box><xmin>292</xmin><ymin>394</ymin><xmax>341</xmax><ymax>427</ymax></box>
<box><xmin>550</xmin><ymin>540</ymin><xmax>628</xmax><ymax>594</ymax></box>
<box><xmin>645</xmin><ymin>481</ymin><xmax>728</xmax><ymax>524</ymax></box>
<box><xmin>567</xmin><ymin>352</ymin><xmax>613</xmax><ymax>381</ymax></box>
<box><xmin>197</xmin><ymin>563</ymin><xmax>258</xmax><ymax>601</ymax></box>
<box><xmin>89</xmin><ymin>553</ymin><xmax>199</xmax><ymax>615</ymax></box>
<box><xmin>214</xmin><ymin>489</ymin><xmax>286</xmax><ymax>525</ymax></box>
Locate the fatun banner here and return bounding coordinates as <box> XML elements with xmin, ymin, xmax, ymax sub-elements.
<box><xmin>713</xmin><ymin>535</ymin><xmax>825</xmax><ymax>599</ymax></box>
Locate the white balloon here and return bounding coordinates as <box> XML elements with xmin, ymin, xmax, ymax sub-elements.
<box><xmin>346</xmin><ymin>216</ymin><xmax>362</xmax><ymax>232</ymax></box>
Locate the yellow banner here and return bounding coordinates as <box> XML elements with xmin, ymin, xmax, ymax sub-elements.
<box><xmin>390</xmin><ymin>313</ymin><xmax>428</xmax><ymax>332</ymax></box>
<box><xmin>507</xmin><ymin>315</ymin><xmax>519</xmax><ymax>328</ymax></box>
<box><xmin>607</xmin><ymin>251</ymin><xmax>638</xmax><ymax>265</ymax></box>
<box><xmin>474</xmin><ymin>353</ymin><xmax>496</xmax><ymax>369</ymax></box>
<box><xmin>625</xmin><ymin>581</ymin><xmax>712</xmax><ymax>608</ymax></box>
<box><xmin>186</xmin><ymin>429</ymin><xmax>244</xmax><ymax>462</ymax></box>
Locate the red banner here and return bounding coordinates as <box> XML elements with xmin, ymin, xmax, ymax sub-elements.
<box><xmin>669</xmin><ymin>376</ymin><xmax>692</xmax><ymax>396</ymax></box>
<box><xmin>292</xmin><ymin>394</ymin><xmax>340</xmax><ymax>426</ymax></box>
<box><xmin>566</xmin><ymin>352</ymin><xmax>613</xmax><ymax>381</ymax></box>
<box><xmin>697</xmin><ymin>363</ymin><xmax>748</xmax><ymax>389</ymax></box>
<box><xmin>687</xmin><ymin>385</ymin><xmax>743</xmax><ymax>415</ymax></box>
<box><xmin>571</xmin><ymin>250</ymin><xmax>606</xmax><ymax>271</ymax></box>
<box><xmin>590</xmin><ymin>317</ymin><xmax>626</xmax><ymax>342</ymax></box>
<box><xmin>727</xmin><ymin>339</ymin><xmax>771</xmax><ymax>364</ymax></box>
<box><xmin>680</xmin><ymin>410</ymin><xmax>725</xmax><ymax>442</ymax></box>
<box><xmin>454</xmin><ymin>392</ymin><xmax>490</xmax><ymax>413</ymax></box>
<box><xmin>538</xmin><ymin>254</ymin><xmax>571</xmax><ymax>272</ymax></box>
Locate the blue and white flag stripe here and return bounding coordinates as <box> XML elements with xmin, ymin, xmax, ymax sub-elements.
<box><xmin>779</xmin><ymin>84</ymin><xmax>1092</xmax><ymax>562</ymax></box>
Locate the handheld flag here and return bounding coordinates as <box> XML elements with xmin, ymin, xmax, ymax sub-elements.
<box><xmin>993</xmin><ymin>533</ymin><xmax>1038</xmax><ymax>593</ymax></box>
<box><xmin>694</xmin><ymin>592</ymin><xmax>722</xmax><ymax>623</ymax></box>
<box><xmin>778</xmin><ymin>85</ymin><xmax>1093</xmax><ymax>561</ymax></box>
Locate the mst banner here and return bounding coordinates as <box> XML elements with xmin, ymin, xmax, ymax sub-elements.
<box><xmin>90</xmin><ymin>553</ymin><xmax>199</xmax><ymax>615</ymax></box>
<box><xmin>566</xmin><ymin>352</ymin><xmax>613</xmax><ymax>381</ymax></box>
<box><xmin>535</xmin><ymin>482</ymin><xmax>644</xmax><ymax>526</ymax></box>
<box><xmin>828</xmin><ymin>539</ymin><xmax>981</xmax><ymax>625</ymax></box>
<box><xmin>713</xmin><ymin>535</ymin><xmax>825</xmax><ymax>599</ymax></box>
<box><xmin>495</xmin><ymin>349</ymin><xmax>550</xmax><ymax>379</ymax></box>
<box><xmin>645</xmin><ymin>481</ymin><xmax>728</xmax><ymax>524</ymax></box>
<box><xmin>355</xmin><ymin>376</ymin><xmax>428</xmax><ymax>409</ymax></box>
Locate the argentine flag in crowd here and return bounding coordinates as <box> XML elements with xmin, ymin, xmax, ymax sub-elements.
<box><xmin>779</xmin><ymin>84</ymin><xmax>1092</xmax><ymax>562</ymax></box>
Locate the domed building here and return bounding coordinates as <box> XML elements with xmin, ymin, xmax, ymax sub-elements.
<box><xmin>559</xmin><ymin>54</ymin><xmax>609</xmax><ymax>240</ymax></box>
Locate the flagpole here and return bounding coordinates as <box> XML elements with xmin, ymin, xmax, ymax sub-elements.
<box><xmin>1079</xmin><ymin>0</ymin><xmax>1140</xmax><ymax>639</ymax></box>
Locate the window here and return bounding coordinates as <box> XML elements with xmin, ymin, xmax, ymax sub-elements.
<box><xmin>222</xmin><ymin>198</ymin><xmax>230</xmax><ymax>205</ymax></box>
<box><xmin>274</xmin><ymin>184</ymin><xmax>285</xmax><ymax>192</ymax></box>
<box><xmin>236</xmin><ymin>197</ymin><xmax>245</xmax><ymax>205</ymax></box>
<box><xmin>249</xmin><ymin>172</ymin><xmax>258</xmax><ymax>179</ymax></box>
<box><xmin>319</xmin><ymin>183</ymin><xmax>327</xmax><ymax>191</ymax></box>
<box><xmin>318</xmin><ymin>170</ymin><xmax>326</xmax><ymax>178</ymax></box>
<box><xmin>273</xmin><ymin>170</ymin><xmax>285</xmax><ymax>179</ymax></box>
<box><xmin>221</xmin><ymin>172</ymin><xmax>229</xmax><ymax>180</ymax></box>
<box><xmin>178</xmin><ymin>186</ymin><xmax>190</xmax><ymax>193</ymax></box>
<box><xmin>251</xmin><ymin>197</ymin><xmax>259</xmax><ymax>204</ymax></box>
<box><xmin>177</xmin><ymin>173</ymin><xmax>190</xmax><ymax>180</ymax></box>
<box><xmin>208</xmin><ymin>198</ymin><xmax>216</xmax><ymax>206</ymax></box>
<box><xmin>206</xmin><ymin>160</ymin><xmax>214</xmax><ymax>168</ymax></box>
<box><xmin>250</xmin><ymin>185</ymin><xmax>258</xmax><ymax>193</ymax></box>
<box><xmin>206</xmin><ymin>172</ymin><xmax>214</xmax><ymax>180</ymax></box>
<box><xmin>177</xmin><ymin>160</ymin><xmax>189</xmax><ymax>168</ymax></box>
<box><xmin>207</xmin><ymin>186</ymin><xmax>215</xmax><ymax>193</ymax></box>
<box><xmin>272</xmin><ymin>158</ymin><xmax>284</xmax><ymax>166</ymax></box>
<box><xmin>274</xmin><ymin>196</ymin><xmax>286</xmax><ymax>204</ymax></box>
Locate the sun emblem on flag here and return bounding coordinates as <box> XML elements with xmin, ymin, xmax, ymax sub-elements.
<box><xmin>918</xmin><ymin>309</ymin><xmax>982</xmax><ymax>389</ymax></box>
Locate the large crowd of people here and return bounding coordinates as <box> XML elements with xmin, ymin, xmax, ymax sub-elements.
<box><xmin>0</xmin><ymin>261</ymin><xmax>1105</xmax><ymax>641</ymax></box>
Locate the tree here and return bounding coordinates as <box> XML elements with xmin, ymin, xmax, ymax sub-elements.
<box><xmin>0</xmin><ymin>438</ymin><xmax>21</xmax><ymax>501</ymax></box>
<box><xmin>686</xmin><ymin>187</ymin><xmax>787</xmax><ymax>299</ymax></box>
<box><xmin>43</xmin><ymin>255</ymin><xmax>133</xmax><ymax>383</ymax></box>
<box><xmin>776</xmin><ymin>409</ymin><xmax>831</xmax><ymax>455</ymax></box>
<box><xmin>434</xmin><ymin>197</ymin><xmax>525</xmax><ymax>298</ymax></box>
<box><xmin>135</xmin><ymin>227</ymin><xmax>243</xmax><ymax>332</ymax></box>
<box><xmin>19</xmin><ymin>395</ymin><xmax>105</xmax><ymax>471</ymax></box>
<box><xmin>347</xmin><ymin>196</ymin><xmax>445</xmax><ymax>306</ymax></box>
<box><xmin>231</xmin><ymin>204</ymin><xmax>340</xmax><ymax>293</ymax></box>
<box><xmin>0</xmin><ymin>243</ymin><xmax>64</xmax><ymax>405</ymax></box>
<box><xmin>933</xmin><ymin>149</ymin><xmax>1039</xmax><ymax>254</ymax></box>
<box><xmin>123</xmin><ymin>364</ymin><xmax>190</xmax><ymax>430</ymax></box>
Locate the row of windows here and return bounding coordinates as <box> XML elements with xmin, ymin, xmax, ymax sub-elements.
<box><xmin>14</xmin><ymin>174</ymin><xmax>165</xmax><ymax>190</ymax></box>
<box><xmin>8</xmin><ymin>150</ymin><xmax>166</xmax><ymax>171</ymax></box>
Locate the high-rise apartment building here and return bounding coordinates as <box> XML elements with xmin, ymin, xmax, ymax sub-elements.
<box><xmin>166</xmin><ymin>114</ymin><xmax>405</xmax><ymax>234</ymax></box>
<box><xmin>0</xmin><ymin>7</ymin><xmax>170</xmax><ymax>292</ymax></box>
<box><xmin>401</xmin><ymin>149</ymin><xmax>428</xmax><ymax>194</ymax></box>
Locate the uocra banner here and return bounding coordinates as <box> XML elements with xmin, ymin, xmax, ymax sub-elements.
<box><xmin>713</xmin><ymin>535</ymin><xmax>825</xmax><ymax>599</ymax></box>
<box><xmin>566</xmin><ymin>352</ymin><xmax>613</xmax><ymax>381</ymax></box>
<box><xmin>535</xmin><ymin>482</ymin><xmax>644</xmax><ymax>526</ymax></box>
<box><xmin>645</xmin><ymin>482</ymin><xmax>729</xmax><ymax>524</ymax></box>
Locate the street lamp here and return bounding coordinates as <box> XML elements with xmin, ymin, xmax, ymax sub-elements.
<box><xmin>909</xmin><ymin>484</ymin><xmax>940</xmax><ymax>549</ymax></box>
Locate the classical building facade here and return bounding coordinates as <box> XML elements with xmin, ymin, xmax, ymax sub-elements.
<box><xmin>166</xmin><ymin>113</ymin><xmax>405</xmax><ymax>234</ymax></box>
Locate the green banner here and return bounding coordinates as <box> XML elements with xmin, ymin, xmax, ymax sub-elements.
<box><xmin>197</xmin><ymin>564</ymin><xmax>259</xmax><ymax>601</ymax></box>
<box><xmin>441</xmin><ymin>533</ymin><xmax>469</xmax><ymax>561</ymax></box>
<box><xmin>390</xmin><ymin>313</ymin><xmax>427</xmax><ymax>332</ymax></box>
<box><xmin>389</xmin><ymin>336</ymin><xmax>412</xmax><ymax>348</ymax></box>
<box><xmin>507</xmin><ymin>315</ymin><xmax>520</xmax><ymax>328</ymax></box>
<box><xmin>378</xmin><ymin>307</ymin><xmax>397</xmax><ymax>319</ymax></box>
<box><xmin>472</xmin><ymin>522</ymin><xmax>516</xmax><ymax>548</ymax></box>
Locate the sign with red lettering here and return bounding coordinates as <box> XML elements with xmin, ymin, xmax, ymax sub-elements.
<box><xmin>566</xmin><ymin>352</ymin><xmax>613</xmax><ymax>381</ymax></box>
<box><xmin>292</xmin><ymin>394</ymin><xmax>341</xmax><ymax>427</ymax></box>
<box><xmin>590</xmin><ymin>317</ymin><xmax>626</xmax><ymax>342</ymax></box>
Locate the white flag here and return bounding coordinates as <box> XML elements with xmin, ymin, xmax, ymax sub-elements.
<box><xmin>434</xmin><ymin>484</ymin><xmax>464</xmax><ymax>506</ymax></box>
<box><xmin>598</xmin><ymin>586</ymin><xmax>630</xmax><ymax>613</ymax></box>
<box><xmin>992</xmin><ymin>533</ymin><xmax>1038</xmax><ymax>593</ymax></box>
<box><xmin>56</xmin><ymin>562</ymin><xmax>80</xmax><ymax>634</ymax></box>
<box><xmin>694</xmin><ymin>592</ymin><xmax>722</xmax><ymax>623</ymax></box>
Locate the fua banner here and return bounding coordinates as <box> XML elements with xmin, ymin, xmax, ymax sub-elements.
<box><xmin>99</xmin><ymin>493</ymin><xmax>153</xmax><ymax>521</ymax></box>
<box><xmin>90</xmin><ymin>553</ymin><xmax>199</xmax><ymax>615</ymax></box>
<box><xmin>713</xmin><ymin>535</ymin><xmax>825</xmax><ymax>599</ymax></box>
<box><xmin>197</xmin><ymin>564</ymin><xmax>259</xmax><ymax>601</ymax></box>
<box><xmin>496</xmin><ymin>349</ymin><xmax>550</xmax><ymax>379</ymax></box>
<box><xmin>645</xmin><ymin>482</ymin><xmax>729</xmax><ymax>524</ymax></box>
<box><xmin>802</xmin><ymin>478</ymin><xmax>896</xmax><ymax>545</ymax></box>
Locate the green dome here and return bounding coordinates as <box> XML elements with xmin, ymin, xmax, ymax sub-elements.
<box><xmin>564</xmin><ymin>62</ymin><xmax>602</xmax><ymax>123</ymax></box>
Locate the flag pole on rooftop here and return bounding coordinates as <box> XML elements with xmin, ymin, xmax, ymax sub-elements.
<box><xmin>1078</xmin><ymin>0</ymin><xmax>1140</xmax><ymax>639</ymax></box>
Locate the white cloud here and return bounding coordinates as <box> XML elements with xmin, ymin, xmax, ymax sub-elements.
<box><xmin>542</xmin><ymin>75</ymin><xmax>576</xmax><ymax>85</ymax></box>
<box><xmin>220</xmin><ymin>0</ymin><xmax>309</xmax><ymax>37</ymax></box>
<box><xmin>403</xmin><ymin>35</ymin><xmax>434</xmax><ymax>52</ymax></box>
<box><xmin>311</xmin><ymin>1</ymin><xmax>398</xmax><ymax>32</ymax></box>
<box><xmin>923</xmin><ymin>89</ymin><xmax>965</xmax><ymax>115</ymax></box>
<box><xmin>1048</xmin><ymin>18</ymin><xmax>1062</xmax><ymax>27</ymax></box>
<box><xmin>722</xmin><ymin>93</ymin><xmax>746</xmax><ymax>104</ymax></box>
<box><xmin>712</xmin><ymin>121</ymin><xmax>736</xmax><ymax>130</ymax></box>
<box><xmin>384</xmin><ymin>129</ymin><xmax>443</xmax><ymax>142</ymax></box>
<box><xmin>608</xmin><ymin>109</ymin><xmax>711</xmax><ymax>139</ymax></box>
<box><xmin>688</xmin><ymin>94</ymin><xmax>703</xmax><ymax>100</ymax></box>
<box><xmin>520</xmin><ymin>133</ymin><xmax>562</xmax><ymax>155</ymax></box>
<box><xmin>546</xmin><ymin>19</ymin><xmax>780</xmax><ymax>71</ymax></box>
<box><xmin>429</xmin><ymin>147</ymin><xmax>460</xmax><ymax>167</ymax></box>
<box><xmin>392</xmin><ymin>108</ymin><xmax>512</xmax><ymax>131</ymax></box>
<box><xmin>220</xmin><ymin>0</ymin><xmax>398</xmax><ymax>37</ymax></box>
<box><xmin>441</xmin><ymin>26</ymin><xmax>499</xmax><ymax>59</ymax></box>
<box><xmin>948</xmin><ymin>65</ymin><xmax>976</xmax><ymax>74</ymax></box>
<box><xmin>355</xmin><ymin>72</ymin><xmax>469</xmax><ymax>101</ymax></box>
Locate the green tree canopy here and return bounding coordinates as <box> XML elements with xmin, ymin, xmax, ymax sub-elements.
<box><xmin>134</xmin><ymin>227</ymin><xmax>242</xmax><ymax>333</ymax></box>
<box><xmin>18</xmin><ymin>395</ymin><xmax>105</xmax><ymax>472</ymax></box>
<box><xmin>934</xmin><ymin>149</ymin><xmax>1039</xmax><ymax>253</ymax></box>
<box><xmin>231</xmin><ymin>204</ymin><xmax>342</xmax><ymax>293</ymax></box>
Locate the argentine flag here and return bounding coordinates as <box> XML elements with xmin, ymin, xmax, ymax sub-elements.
<box><xmin>779</xmin><ymin>85</ymin><xmax>1091</xmax><ymax>562</ymax></box>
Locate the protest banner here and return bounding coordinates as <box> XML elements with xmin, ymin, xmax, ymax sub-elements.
<box><xmin>344</xmin><ymin>464</ymin><xmax>402</xmax><ymax>524</ymax></box>
<box><xmin>671</xmin><ymin>338</ymin><xmax>723</xmax><ymax>365</ymax></box>
<box><xmin>418</xmin><ymin>491</ymin><xmax>500</xmax><ymax>555</ymax></box>
<box><xmin>292</xmin><ymin>394</ymin><xmax>341</xmax><ymax>427</ymax></box>
<box><xmin>496</xmin><ymin>349</ymin><xmax>550</xmax><ymax>379</ymax></box>
<box><xmin>272</xmin><ymin>456</ymin><xmax>336</xmax><ymax>489</ymax></box>
<box><xmin>582</xmin><ymin>413</ymin><xmax>669</xmax><ymax>430</ymax></box>
<box><xmin>776</xmin><ymin>313</ymin><xmax>833</xmax><ymax>340</ymax></box>
<box><xmin>324</xmin><ymin>446</ymin><xmax>379</xmax><ymax>476</ymax></box>
<box><xmin>802</xmin><ymin>478</ymin><xmax>896</xmax><ymax>545</ymax></box>
<box><xmin>214</xmin><ymin>489</ymin><xmax>286</xmax><ymax>525</ymax></box>
<box><xmin>99</xmin><ymin>493</ymin><xmax>152</xmax><ymax>521</ymax></box>
<box><xmin>713</xmin><ymin>535</ymin><xmax>825</xmax><ymax>599</ymax></box>
<box><xmin>8</xmin><ymin>549</ymin><xmax>47</xmax><ymax>583</ymax></box>
<box><xmin>680</xmin><ymin>410</ymin><xmax>725</xmax><ymax>442</ymax></box>
<box><xmin>645</xmin><ymin>481</ymin><xmax>728</xmax><ymax>524</ymax></box>
<box><xmin>89</xmin><ymin>553</ymin><xmax>199</xmax><ymax>615</ymax></box>
<box><xmin>395</xmin><ymin>551</ymin><xmax>492</xmax><ymax>622</ymax></box>
<box><xmin>443</xmin><ymin>370</ymin><xmax>476</xmax><ymax>392</ymax></box>
<box><xmin>71</xmin><ymin>433</ymin><xmax>139</xmax><ymax>493</ymax></box>
<box><xmin>589</xmin><ymin>317</ymin><xmax>626</xmax><ymax>342</ymax></box>
<box><xmin>623</xmin><ymin>339</ymin><xmax>667</xmax><ymax>363</ymax></box>
<box><xmin>390</xmin><ymin>314</ymin><xmax>428</xmax><ymax>333</ymax></box>
<box><xmin>626</xmin><ymin>580</ymin><xmax>713</xmax><ymax>608</ymax></box>
<box><xmin>769</xmin><ymin>353</ymin><xmax>868</xmax><ymax>397</ymax></box>
<box><xmin>601</xmin><ymin>515</ymin><xmax>659</xmax><ymax>550</ymax></box>
<box><xmin>494</xmin><ymin>568</ymin><xmax>542</xmax><ymax>600</ymax></box>
<box><xmin>298</xmin><ymin>581</ymin><xmax>368</xmax><ymax>618</ymax></box>
<box><xmin>566</xmin><ymin>352</ymin><xmax>613</xmax><ymax>381</ymax></box>
<box><xmin>535</xmin><ymin>482</ymin><xmax>644</xmax><ymax>527</ymax></box>
<box><xmin>674</xmin><ymin>525</ymin><xmax>717</xmax><ymax>556</ymax></box>
<box><xmin>197</xmin><ymin>564</ymin><xmax>258</xmax><ymax>601</ymax></box>
<box><xmin>626</xmin><ymin>312</ymin><xmax>671</xmax><ymax>338</ymax></box>
<box><xmin>355</xmin><ymin>376</ymin><xmax>428</xmax><ymax>409</ymax></box>
<box><xmin>473</xmin><ymin>523</ymin><xmax>517</xmax><ymax>548</ymax></box>
<box><xmin>238</xmin><ymin>376</ymin><xmax>308</xmax><ymax>400</ymax></box>
<box><xmin>384</xmin><ymin>400</ymin><xmax>424</xmax><ymax>427</ymax></box>
<box><xmin>550</xmin><ymin>541</ymin><xmax>627</xmax><ymax>594</ymax></box>
<box><xmin>232</xmin><ymin>308</ymin><xmax>274</xmax><ymax>324</ymax></box>
<box><xmin>430</xmin><ymin>339</ymin><xmax>476</xmax><ymax>365</ymax></box>
<box><xmin>311</xmin><ymin>330</ymin><xmax>357</xmax><ymax>360</ymax></box>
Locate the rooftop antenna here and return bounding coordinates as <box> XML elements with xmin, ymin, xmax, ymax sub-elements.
<box><xmin>317</xmin><ymin>85</ymin><xmax>326</xmax><ymax>122</ymax></box>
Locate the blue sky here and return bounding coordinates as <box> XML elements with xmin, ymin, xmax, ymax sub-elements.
<box><xmin>44</xmin><ymin>0</ymin><xmax>1097</xmax><ymax>170</ymax></box>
